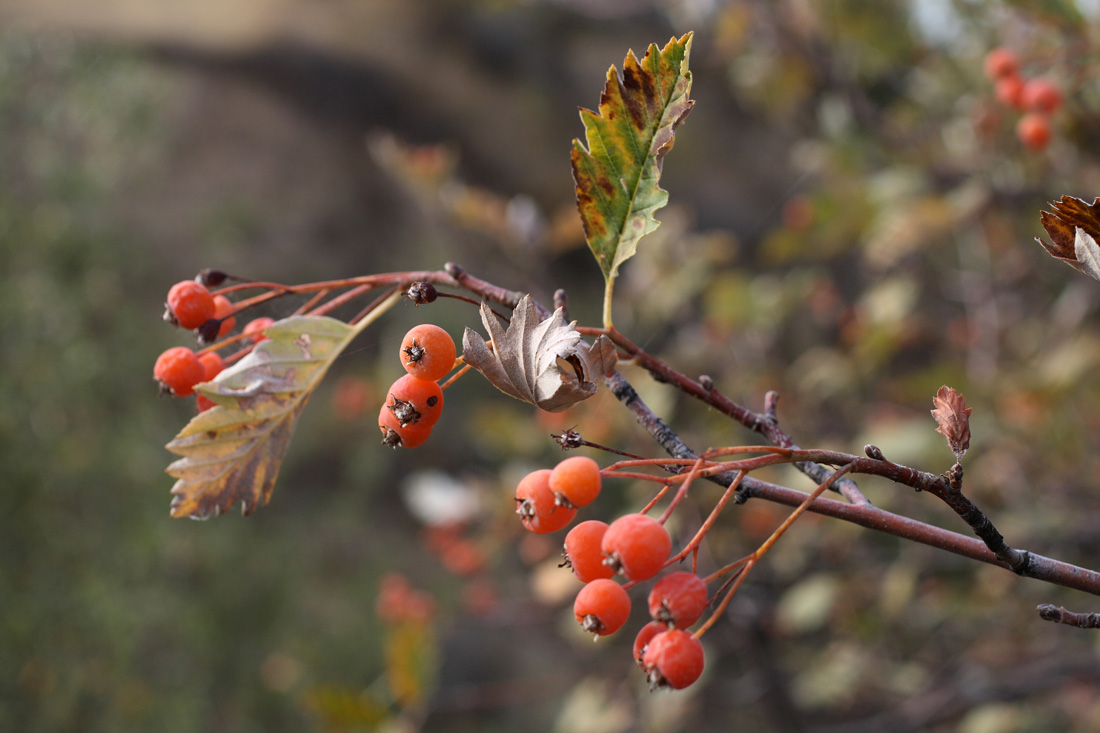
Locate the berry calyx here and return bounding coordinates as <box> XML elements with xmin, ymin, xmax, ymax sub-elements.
<box><xmin>550</xmin><ymin>456</ymin><xmax>602</xmax><ymax>508</ymax></box>
<box><xmin>1020</xmin><ymin>78</ymin><xmax>1062</xmax><ymax>113</ymax></box>
<box><xmin>378</xmin><ymin>405</ymin><xmax>433</xmax><ymax>448</ymax></box>
<box><xmin>165</xmin><ymin>280</ymin><xmax>216</xmax><ymax>330</ymax></box>
<box><xmin>601</xmin><ymin>513</ymin><xmax>672</xmax><ymax>582</ymax></box>
<box><xmin>633</xmin><ymin>621</ymin><xmax>666</xmax><ymax>669</ymax></box>
<box><xmin>1016</xmin><ymin>112</ymin><xmax>1052</xmax><ymax>151</ymax></box>
<box><xmin>648</xmin><ymin>572</ymin><xmax>708</xmax><ymax>629</ymax></box>
<box><xmin>573</xmin><ymin>578</ymin><xmax>631</xmax><ymax>637</ymax></box>
<box><xmin>642</xmin><ymin>629</ymin><xmax>705</xmax><ymax>690</ymax></box>
<box><xmin>562</xmin><ymin>520</ymin><xmax>616</xmax><ymax>583</ymax></box>
<box><xmin>385</xmin><ymin>374</ymin><xmax>444</xmax><ymax>428</ymax></box>
<box><xmin>983</xmin><ymin>47</ymin><xmax>1019</xmax><ymax>81</ymax></box>
<box><xmin>400</xmin><ymin>324</ymin><xmax>456</xmax><ymax>382</ymax></box>
<box><xmin>243</xmin><ymin>317</ymin><xmax>275</xmax><ymax>344</ymax></box>
<box><xmin>154</xmin><ymin>346</ymin><xmax>206</xmax><ymax>397</ymax></box>
<box><xmin>515</xmin><ymin>469</ymin><xmax>576</xmax><ymax>534</ymax></box>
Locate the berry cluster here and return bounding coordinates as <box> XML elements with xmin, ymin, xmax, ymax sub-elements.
<box><xmin>154</xmin><ymin>277</ymin><xmax>276</xmax><ymax>410</ymax></box>
<box><xmin>514</xmin><ymin>457</ymin><xmax>708</xmax><ymax>690</ymax></box>
<box><xmin>378</xmin><ymin>324</ymin><xmax>456</xmax><ymax>448</ymax></box>
<box><xmin>984</xmin><ymin>46</ymin><xmax>1062</xmax><ymax>151</ymax></box>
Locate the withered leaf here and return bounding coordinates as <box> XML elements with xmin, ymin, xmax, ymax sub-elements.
<box><xmin>1074</xmin><ymin>227</ymin><xmax>1100</xmax><ymax>282</ymax></box>
<box><xmin>931</xmin><ymin>385</ymin><xmax>972</xmax><ymax>462</ymax></box>
<box><xmin>165</xmin><ymin>297</ymin><xmax>398</xmax><ymax>519</ymax></box>
<box><xmin>462</xmin><ymin>294</ymin><xmax>617</xmax><ymax>412</ymax></box>
<box><xmin>1037</xmin><ymin>195</ymin><xmax>1100</xmax><ymax>276</ymax></box>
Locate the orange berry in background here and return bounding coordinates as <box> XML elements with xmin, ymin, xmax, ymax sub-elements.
<box><xmin>400</xmin><ymin>324</ymin><xmax>457</xmax><ymax>382</ymax></box>
<box><xmin>550</xmin><ymin>456</ymin><xmax>602</xmax><ymax>508</ymax></box>
<box><xmin>1020</xmin><ymin>78</ymin><xmax>1062</xmax><ymax>113</ymax></box>
<box><xmin>212</xmin><ymin>294</ymin><xmax>236</xmax><ymax>338</ymax></box>
<box><xmin>1016</xmin><ymin>113</ymin><xmax>1052</xmax><ymax>151</ymax></box>
<box><xmin>243</xmin><ymin>317</ymin><xmax>275</xmax><ymax>344</ymax></box>
<box><xmin>515</xmin><ymin>469</ymin><xmax>576</xmax><ymax>534</ymax></box>
<box><xmin>994</xmin><ymin>74</ymin><xmax>1024</xmax><ymax>109</ymax></box>
<box><xmin>643</xmin><ymin>629</ymin><xmax>706</xmax><ymax>690</ymax></box>
<box><xmin>154</xmin><ymin>346</ymin><xmax>206</xmax><ymax>397</ymax></box>
<box><xmin>166</xmin><ymin>280</ymin><xmax>216</xmax><ymax>330</ymax></box>
<box><xmin>199</xmin><ymin>352</ymin><xmax>225</xmax><ymax>382</ymax></box>
<box><xmin>983</xmin><ymin>47</ymin><xmax>1019</xmax><ymax>80</ymax></box>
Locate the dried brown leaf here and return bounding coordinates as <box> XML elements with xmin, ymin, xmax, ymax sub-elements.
<box><xmin>1037</xmin><ymin>195</ymin><xmax>1100</xmax><ymax>276</ymax></box>
<box><xmin>462</xmin><ymin>294</ymin><xmax>616</xmax><ymax>412</ymax></box>
<box><xmin>1074</xmin><ymin>227</ymin><xmax>1100</xmax><ymax>281</ymax></box>
<box><xmin>931</xmin><ymin>385</ymin><xmax>972</xmax><ymax>461</ymax></box>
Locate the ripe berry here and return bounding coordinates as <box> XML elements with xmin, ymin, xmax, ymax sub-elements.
<box><xmin>243</xmin><ymin>317</ymin><xmax>275</xmax><ymax>344</ymax></box>
<box><xmin>196</xmin><ymin>394</ymin><xmax>217</xmax><ymax>412</ymax></box>
<box><xmin>1020</xmin><ymin>78</ymin><xmax>1062</xmax><ymax>113</ymax></box>
<box><xmin>400</xmin><ymin>324</ymin><xmax>456</xmax><ymax>382</ymax></box>
<box><xmin>1016</xmin><ymin>112</ymin><xmax>1052</xmax><ymax>151</ymax></box>
<box><xmin>515</xmin><ymin>469</ymin><xmax>576</xmax><ymax>534</ymax></box>
<box><xmin>199</xmin><ymin>352</ymin><xmax>225</xmax><ymax>382</ymax></box>
<box><xmin>983</xmin><ymin>47</ymin><xmax>1019</xmax><ymax>81</ymax></box>
<box><xmin>562</xmin><ymin>520</ymin><xmax>616</xmax><ymax>583</ymax></box>
<box><xmin>648</xmin><ymin>572</ymin><xmax>708</xmax><ymax>629</ymax></box>
<box><xmin>633</xmin><ymin>621</ymin><xmax>666</xmax><ymax>669</ymax></box>
<box><xmin>165</xmin><ymin>280</ymin><xmax>216</xmax><ymax>330</ymax></box>
<box><xmin>601</xmin><ymin>513</ymin><xmax>671</xmax><ymax>582</ymax></box>
<box><xmin>994</xmin><ymin>74</ymin><xmax>1024</xmax><ymax>109</ymax></box>
<box><xmin>378</xmin><ymin>405</ymin><xmax>432</xmax><ymax>448</ymax></box>
<box><xmin>385</xmin><ymin>374</ymin><xmax>444</xmax><ymax>428</ymax></box>
<box><xmin>550</xmin><ymin>456</ymin><xmax>602</xmax><ymax>508</ymax></box>
<box><xmin>643</xmin><ymin>629</ymin><xmax>705</xmax><ymax>690</ymax></box>
<box><xmin>154</xmin><ymin>346</ymin><xmax>206</xmax><ymax>397</ymax></box>
<box><xmin>573</xmin><ymin>578</ymin><xmax>631</xmax><ymax>637</ymax></box>
<box><xmin>212</xmin><ymin>294</ymin><xmax>236</xmax><ymax>338</ymax></box>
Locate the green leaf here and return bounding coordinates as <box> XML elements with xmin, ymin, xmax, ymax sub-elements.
<box><xmin>165</xmin><ymin>294</ymin><xmax>399</xmax><ymax>519</ymax></box>
<box><xmin>571</xmin><ymin>33</ymin><xmax>695</xmax><ymax>290</ymax></box>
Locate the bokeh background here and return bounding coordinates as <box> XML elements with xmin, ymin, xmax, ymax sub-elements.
<box><xmin>4</xmin><ymin>1</ymin><xmax>1100</xmax><ymax>731</ymax></box>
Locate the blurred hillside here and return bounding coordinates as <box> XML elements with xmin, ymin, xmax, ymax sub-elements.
<box><xmin>3</xmin><ymin>1</ymin><xmax>1100</xmax><ymax>731</ymax></box>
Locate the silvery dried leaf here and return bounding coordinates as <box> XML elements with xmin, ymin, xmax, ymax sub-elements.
<box><xmin>462</xmin><ymin>294</ymin><xmax>617</xmax><ymax>412</ymax></box>
<box><xmin>1074</xmin><ymin>227</ymin><xmax>1100</xmax><ymax>282</ymax></box>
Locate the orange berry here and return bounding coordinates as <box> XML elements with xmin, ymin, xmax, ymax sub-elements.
<box><xmin>563</xmin><ymin>520</ymin><xmax>616</xmax><ymax>583</ymax></box>
<box><xmin>153</xmin><ymin>346</ymin><xmax>206</xmax><ymax>397</ymax></box>
<box><xmin>212</xmin><ymin>294</ymin><xmax>236</xmax><ymax>338</ymax></box>
<box><xmin>633</xmin><ymin>621</ymin><xmax>666</xmax><ymax>669</ymax></box>
<box><xmin>199</xmin><ymin>351</ymin><xmax>225</xmax><ymax>382</ymax></box>
<box><xmin>515</xmin><ymin>469</ymin><xmax>576</xmax><ymax>534</ymax></box>
<box><xmin>400</xmin><ymin>324</ymin><xmax>456</xmax><ymax>382</ymax></box>
<box><xmin>196</xmin><ymin>394</ymin><xmax>217</xmax><ymax>412</ymax></box>
<box><xmin>1020</xmin><ymin>78</ymin><xmax>1062</xmax><ymax>113</ymax></box>
<box><xmin>643</xmin><ymin>629</ymin><xmax>705</xmax><ymax>689</ymax></box>
<box><xmin>385</xmin><ymin>374</ymin><xmax>444</xmax><ymax>429</ymax></box>
<box><xmin>378</xmin><ymin>405</ymin><xmax>432</xmax><ymax>448</ymax></box>
<box><xmin>165</xmin><ymin>280</ymin><xmax>216</xmax><ymax>330</ymax></box>
<box><xmin>994</xmin><ymin>74</ymin><xmax>1024</xmax><ymax>109</ymax></box>
<box><xmin>550</xmin><ymin>456</ymin><xmax>602</xmax><ymax>508</ymax></box>
<box><xmin>648</xmin><ymin>572</ymin><xmax>708</xmax><ymax>629</ymax></box>
<box><xmin>573</xmin><ymin>578</ymin><xmax>630</xmax><ymax>637</ymax></box>
<box><xmin>1016</xmin><ymin>112</ymin><xmax>1052</xmax><ymax>151</ymax></box>
<box><xmin>243</xmin><ymin>317</ymin><xmax>275</xmax><ymax>344</ymax></box>
<box><xmin>983</xmin><ymin>47</ymin><xmax>1019</xmax><ymax>80</ymax></box>
<box><xmin>601</xmin><ymin>513</ymin><xmax>671</xmax><ymax>582</ymax></box>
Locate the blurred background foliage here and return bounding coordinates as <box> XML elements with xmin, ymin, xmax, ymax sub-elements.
<box><xmin>3</xmin><ymin>0</ymin><xmax>1100</xmax><ymax>730</ymax></box>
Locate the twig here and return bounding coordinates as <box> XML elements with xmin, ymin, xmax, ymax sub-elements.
<box><xmin>1037</xmin><ymin>604</ymin><xmax>1100</xmax><ymax>629</ymax></box>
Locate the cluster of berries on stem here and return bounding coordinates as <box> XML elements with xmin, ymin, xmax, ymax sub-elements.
<box><xmin>378</xmin><ymin>324</ymin><xmax>457</xmax><ymax>448</ymax></box>
<box><xmin>984</xmin><ymin>46</ymin><xmax>1063</xmax><ymax>151</ymax></box>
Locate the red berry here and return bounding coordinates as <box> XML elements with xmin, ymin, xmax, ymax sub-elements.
<box><xmin>1016</xmin><ymin>113</ymin><xmax>1052</xmax><ymax>151</ymax></box>
<box><xmin>212</xmin><ymin>294</ymin><xmax>236</xmax><ymax>338</ymax></box>
<box><xmin>196</xmin><ymin>394</ymin><xmax>217</xmax><ymax>412</ymax></box>
<box><xmin>563</xmin><ymin>521</ymin><xmax>616</xmax><ymax>583</ymax></box>
<box><xmin>643</xmin><ymin>629</ymin><xmax>705</xmax><ymax>690</ymax></box>
<box><xmin>154</xmin><ymin>346</ymin><xmax>206</xmax><ymax>397</ymax></box>
<box><xmin>573</xmin><ymin>578</ymin><xmax>631</xmax><ymax>637</ymax></box>
<box><xmin>515</xmin><ymin>469</ymin><xmax>576</xmax><ymax>534</ymax></box>
<box><xmin>994</xmin><ymin>74</ymin><xmax>1024</xmax><ymax>109</ymax></box>
<box><xmin>199</xmin><ymin>352</ymin><xmax>225</xmax><ymax>382</ymax></box>
<box><xmin>633</xmin><ymin>621</ymin><xmax>666</xmax><ymax>669</ymax></box>
<box><xmin>601</xmin><ymin>513</ymin><xmax>671</xmax><ymax>582</ymax></box>
<box><xmin>166</xmin><ymin>280</ymin><xmax>216</xmax><ymax>330</ymax></box>
<box><xmin>550</xmin><ymin>456</ymin><xmax>602</xmax><ymax>508</ymax></box>
<box><xmin>243</xmin><ymin>317</ymin><xmax>275</xmax><ymax>344</ymax></box>
<box><xmin>385</xmin><ymin>374</ymin><xmax>444</xmax><ymax>428</ymax></box>
<box><xmin>1020</xmin><ymin>78</ymin><xmax>1062</xmax><ymax>113</ymax></box>
<box><xmin>400</xmin><ymin>324</ymin><xmax>456</xmax><ymax>382</ymax></box>
<box><xmin>648</xmin><ymin>572</ymin><xmax>708</xmax><ymax>629</ymax></box>
<box><xmin>983</xmin><ymin>47</ymin><xmax>1019</xmax><ymax>80</ymax></box>
<box><xmin>378</xmin><ymin>405</ymin><xmax>432</xmax><ymax>448</ymax></box>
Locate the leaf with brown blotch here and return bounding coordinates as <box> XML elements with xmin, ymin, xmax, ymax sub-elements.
<box><xmin>461</xmin><ymin>294</ymin><xmax>617</xmax><ymax>412</ymax></box>
<box><xmin>1037</xmin><ymin>195</ymin><xmax>1100</xmax><ymax>277</ymax></box>
<box><xmin>931</xmin><ymin>385</ymin><xmax>972</xmax><ymax>462</ymax></box>
<box><xmin>166</xmin><ymin>298</ymin><xmax>398</xmax><ymax>519</ymax></box>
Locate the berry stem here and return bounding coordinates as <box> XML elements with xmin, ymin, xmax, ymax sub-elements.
<box><xmin>439</xmin><ymin>362</ymin><xmax>472</xmax><ymax>390</ymax></box>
